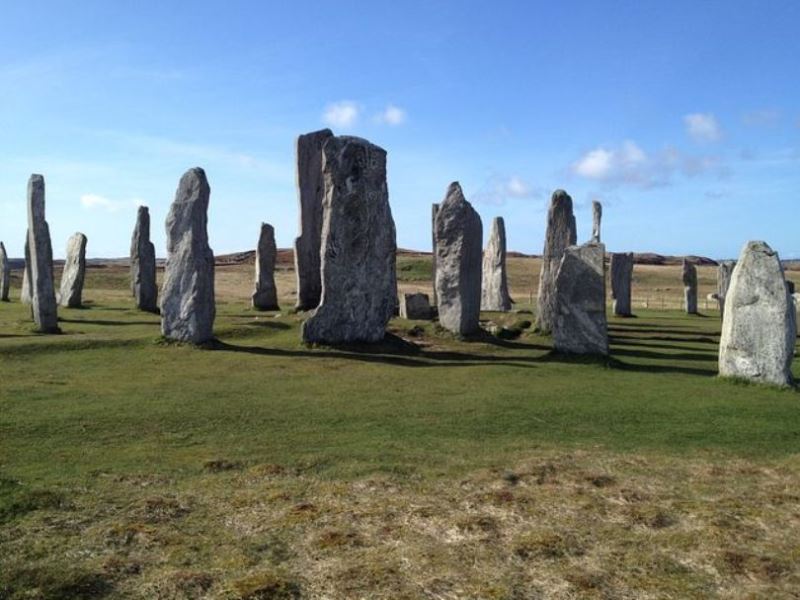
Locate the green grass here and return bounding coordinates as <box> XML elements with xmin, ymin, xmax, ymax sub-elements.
<box><xmin>395</xmin><ymin>255</ymin><xmax>433</xmax><ymax>281</ymax></box>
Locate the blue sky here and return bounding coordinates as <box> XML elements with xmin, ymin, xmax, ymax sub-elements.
<box><xmin>1</xmin><ymin>1</ymin><xmax>798</xmax><ymax>259</ymax></box>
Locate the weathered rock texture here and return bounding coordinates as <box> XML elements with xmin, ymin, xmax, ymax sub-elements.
<box><xmin>0</xmin><ymin>242</ymin><xmax>9</xmax><ymax>301</ymax></box>
<box><xmin>610</xmin><ymin>252</ymin><xmax>634</xmax><ymax>317</ymax></box>
<box><xmin>301</xmin><ymin>136</ymin><xmax>397</xmax><ymax>343</ymax></box>
<box><xmin>160</xmin><ymin>168</ymin><xmax>216</xmax><ymax>344</ymax></box>
<box><xmin>718</xmin><ymin>241</ymin><xmax>795</xmax><ymax>387</ymax></box>
<box><xmin>20</xmin><ymin>240</ymin><xmax>30</xmax><ymax>304</ymax></box>
<box><xmin>553</xmin><ymin>242</ymin><xmax>608</xmax><ymax>355</ymax></box>
<box><xmin>399</xmin><ymin>292</ymin><xmax>432</xmax><ymax>320</ymax></box>
<box><xmin>536</xmin><ymin>190</ymin><xmax>577</xmax><ymax>333</ymax></box>
<box><xmin>252</xmin><ymin>222</ymin><xmax>279</xmax><ymax>311</ymax></box>
<box><xmin>591</xmin><ymin>200</ymin><xmax>602</xmax><ymax>243</ymax></box>
<box><xmin>58</xmin><ymin>232</ymin><xmax>87</xmax><ymax>308</ymax></box>
<box><xmin>431</xmin><ymin>203</ymin><xmax>440</xmax><ymax>307</ymax></box>
<box><xmin>434</xmin><ymin>182</ymin><xmax>483</xmax><ymax>335</ymax></box>
<box><xmin>26</xmin><ymin>174</ymin><xmax>58</xmax><ymax>332</ymax></box>
<box><xmin>716</xmin><ymin>260</ymin><xmax>736</xmax><ymax>319</ymax></box>
<box><xmin>481</xmin><ymin>216</ymin><xmax>512</xmax><ymax>311</ymax></box>
<box><xmin>293</xmin><ymin>128</ymin><xmax>334</xmax><ymax>311</ymax></box>
<box><xmin>682</xmin><ymin>260</ymin><xmax>698</xmax><ymax>314</ymax></box>
<box><xmin>130</xmin><ymin>206</ymin><xmax>158</xmax><ymax>312</ymax></box>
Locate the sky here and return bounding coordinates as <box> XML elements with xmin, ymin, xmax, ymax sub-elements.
<box><xmin>1</xmin><ymin>1</ymin><xmax>798</xmax><ymax>260</ymax></box>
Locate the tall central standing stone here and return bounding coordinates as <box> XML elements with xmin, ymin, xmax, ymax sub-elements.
<box><xmin>58</xmin><ymin>232</ymin><xmax>87</xmax><ymax>308</ymax></box>
<box><xmin>160</xmin><ymin>168</ymin><xmax>215</xmax><ymax>344</ymax></box>
<box><xmin>536</xmin><ymin>190</ymin><xmax>577</xmax><ymax>334</ymax></box>
<box><xmin>610</xmin><ymin>252</ymin><xmax>634</xmax><ymax>317</ymax></box>
<box><xmin>435</xmin><ymin>182</ymin><xmax>483</xmax><ymax>335</ymax></box>
<box><xmin>716</xmin><ymin>260</ymin><xmax>735</xmax><ymax>319</ymax></box>
<box><xmin>301</xmin><ymin>136</ymin><xmax>396</xmax><ymax>343</ymax></box>
<box><xmin>26</xmin><ymin>174</ymin><xmax>59</xmax><ymax>332</ymax></box>
<box><xmin>0</xmin><ymin>242</ymin><xmax>9</xmax><ymax>301</ymax></box>
<box><xmin>591</xmin><ymin>200</ymin><xmax>602</xmax><ymax>243</ymax></box>
<box><xmin>682</xmin><ymin>260</ymin><xmax>698</xmax><ymax>314</ymax></box>
<box><xmin>294</xmin><ymin>128</ymin><xmax>334</xmax><ymax>311</ymax></box>
<box><xmin>481</xmin><ymin>216</ymin><xmax>512</xmax><ymax>311</ymax></box>
<box><xmin>252</xmin><ymin>222</ymin><xmax>279</xmax><ymax>311</ymax></box>
<box><xmin>130</xmin><ymin>206</ymin><xmax>158</xmax><ymax>312</ymax></box>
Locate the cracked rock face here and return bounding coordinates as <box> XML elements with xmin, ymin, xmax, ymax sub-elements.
<box><xmin>719</xmin><ymin>241</ymin><xmax>796</xmax><ymax>387</ymax></box>
<box><xmin>131</xmin><ymin>206</ymin><xmax>158</xmax><ymax>313</ymax></box>
<box><xmin>26</xmin><ymin>174</ymin><xmax>59</xmax><ymax>332</ymax></box>
<box><xmin>252</xmin><ymin>222</ymin><xmax>279</xmax><ymax>311</ymax></box>
<box><xmin>610</xmin><ymin>252</ymin><xmax>634</xmax><ymax>317</ymax></box>
<box><xmin>58</xmin><ymin>232</ymin><xmax>87</xmax><ymax>308</ymax></box>
<box><xmin>682</xmin><ymin>260</ymin><xmax>698</xmax><ymax>314</ymax></box>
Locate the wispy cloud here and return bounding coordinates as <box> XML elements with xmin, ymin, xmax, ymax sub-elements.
<box><xmin>684</xmin><ymin>112</ymin><xmax>723</xmax><ymax>143</ymax></box>
<box><xmin>474</xmin><ymin>174</ymin><xmax>542</xmax><ymax>206</ymax></box>
<box><xmin>322</xmin><ymin>100</ymin><xmax>360</xmax><ymax>128</ymax></box>
<box><xmin>742</xmin><ymin>108</ymin><xmax>781</xmax><ymax>127</ymax></box>
<box><xmin>80</xmin><ymin>193</ymin><xmax>140</xmax><ymax>213</ymax></box>
<box><xmin>374</xmin><ymin>104</ymin><xmax>407</xmax><ymax>126</ymax></box>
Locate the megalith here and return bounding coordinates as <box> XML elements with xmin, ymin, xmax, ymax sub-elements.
<box><xmin>591</xmin><ymin>200</ymin><xmax>602</xmax><ymax>242</ymax></box>
<box><xmin>682</xmin><ymin>260</ymin><xmax>698</xmax><ymax>314</ymax></box>
<box><xmin>716</xmin><ymin>260</ymin><xmax>735</xmax><ymax>319</ymax></box>
<box><xmin>553</xmin><ymin>242</ymin><xmax>608</xmax><ymax>355</ymax></box>
<box><xmin>535</xmin><ymin>190</ymin><xmax>577</xmax><ymax>333</ymax></box>
<box><xmin>293</xmin><ymin>128</ymin><xmax>334</xmax><ymax>311</ymax></box>
<box><xmin>719</xmin><ymin>241</ymin><xmax>795</xmax><ymax>387</ymax></box>
<box><xmin>252</xmin><ymin>222</ymin><xmax>279</xmax><ymax>311</ymax></box>
<box><xmin>130</xmin><ymin>206</ymin><xmax>158</xmax><ymax>312</ymax></box>
<box><xmin>431</xmin><ymin>203</ymin><xmax>440</xmax><ymax>307</ymax></box>
<box><xmin>610</xmin><ymin>252</ymin><xmax>634</xmax><ymax>317</ymax></box>
<box><xmin>160</xmin><ymin>168</ymin><xmax>215</xmax><ymax>344</ymax></box>
<box><xmin>481</xmin><ymin>216</ymin><xmax>512</xmax><ymax>311</ymax></box>
<box><xmin>399</xmin><ymin>292</ymin><xmax>433</xmax><ymax>320</ymax></box>
<box><xmin>58</xmin><ymin>232</ymin><xmax>87</xmax><ymax>308</ymax></box>
<box><xmin>20</xmin><ymin>240</ymin><xmax>30</xmax><ymax>304</ymax></box>
<box><xmin>301</xmin><ymin>136</ymin><xmax>397</xmax><ymax>344</ymax></box>
<box><xmin>0</xmin><ymin>242</ymin><xmax>9</xmax><ymax>301</ymax></box>
<box><xmin>434</xmin><ymin>182</ymin><xmax>483</xmax><ymax>335</ymax></box>
<box><xmin>26</xmin><ymin>174</ymin><xmax>59</xmax><ymax>332</ymax></box>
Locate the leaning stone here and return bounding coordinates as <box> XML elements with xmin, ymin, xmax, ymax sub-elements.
<box><xmin>301</xmin><ymin>136</ymin><xmax>396</xmax><ymax>343</ymax></box>
<box><xmin>719</xmin><ymin>241</ymin><xmax>795</xmax><ymax>387</ymax></box>
<box><xmin>58</xmin><ymin>232</ymin><xmax>87</xmax><ymax>308</ymax></box>
<box><xmin>682</xmin><ymin>260</ymin><xmax>698</xmax><ymax>314</ymax></box>
<box><xmin>717</xmin><ymin>260</ymin><xmax>735</xmax><ymax>319</ymax></box>
<box><xmin>591</xmin><ymin>200</ymin><xmax>602</xmax><ymax>243</ymax></box>
<box><xmin>399</xmin><ymin>292</ymin><xmax>432</xmax><ymax>320</ymax></box>
<box><xmin>252</xmin><ymin>222</ymin><xmax>279</xmax><ymax>311</ymax></box>
<box><xmin>610</xmin><ymin>252</ymin><xmax>634</xmax><ymax>317</ymax></box>
<box><xmin>431</xmin><ymin>203</ymin><xmax>440</xmax><ymax>307</ymax></box>
<box><xmin>160</xmin><ymin>168</ymin><xmax>215</xmax><ymax>344</ymax></box>
<box><xmin>481</xmin><ymin>217</ymin><xmax>512</xmax><ymax>311</ymax></box>
<box><xmin>536</xmin><ymin>190</ymin><xmax>577</xmax><ymax>334</ymax></box>
<box><xmin>434</xmin><ymin>182</ymin><xmax>482</xmax><ymax>335</ymax></box>
<box><xmin>553</xmin><ymin>242</ymin><xmax>608</xmax><ymax>355</ymax></box>
<box><xmin>293</xmin><ymin>128</ymin><xmax>334</xmax><ymax>311</ymax></box>
<box><xmin>26</xmin><ymin>174</ymin><xmax>59</xmax><ymax>332</ymax></box>
<box><xmin>0</xmin><ymin>242</ymin><xmax>9</xmax><ymax>301</ymax></box>
<box><xmin>130</xmin><ymin>205</ymin><xmax>158</xmax><ymax>312</ymax></box>
<box><xmin>20</xmin><ymin>240</ymin><xmax>30</xmax><ymax>304</ymax></box>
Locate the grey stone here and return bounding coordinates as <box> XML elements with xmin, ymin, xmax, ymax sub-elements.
<box><xmin>160</xmin><ymin>168</ymin><xmax>215</xmax><ymax>344</ymax></box>
<box><xmin>591</xmin><ymin>200</ymin><xmax>602</xmax><ymax>243</ymax></box>
<box><xmin>400</xmin><ymin>292</ymin><xmax>432</xmax><ymax>320</ymax></box>
<box><xmin>58</xmin><ymin>232</ymin><xmax>87</xmax><ymax>308</ymax></box>
<box><xmin>252</xmin><ymin>222</ymin><xmax>279</xmax><ymax>311</ymax></box>
<box><xmin>26</xmin><ymin>174</ymin><xmax>58</xmax><ymax>332</ymax></box>
<box><xmin>553</xmin><ymin>242</ymin><xmax>608</xmax><ymax>355</ymax></box>
<box><xmin>434</xmin><ymin>182</ymin><xmax>482</xmax><ymax>335</ymax></box>
<box><xmin>20</xmin><ymin>240</ymin><xmax>30</xmax><ymax>304</ymax></box>
<box><xmin>682</xmin><ymin>260</ymin><xmax>698</xmax><ymax>314</ymax></box>
<box><xmin>301</xmin><ymin>136</ymin><xmax>396</xmax><ymax>343</ymax></box>
<box><xmin>130</xmin><ymin>206</ymin><xmax>158</xmax><ymax>312</ymax></box>
<box><xmin>431</xmin><ymin>203</ymin><xmax>439</xmax><ymax>307</ymax></box>
<box><xmin>481</xmin><ymin>216</ymin><xmax>512</xmax><ymax>311</ymax></box>
<box><xmin>535</xmin><ymin>190</ymin><xmax>577</xmax><ymax>333</ymax></box>
<box><xmin>610</xmin><ymin>252</ymin><xmax>634</xmax><ymax>317</ymax></box>
<box><xmin>786</xmin><ymin>280</ymin><xmax>795</xmax><ymax>295</ymax></box>
<box><xmin>717</xmin><ymin>260</ymin><xmax>735</xmax><ymax>319</ymax></box>
<box><xmin>719</xmin><ymin>241</ymin><xmax>795</xmax><ymax>387</ymax></box>
<box><xmin>0</xmin><ymin>242</ymin><xmax>9</xmax><ymax>301</ymax></box>
<box><xmin>293</xmin><ymin>128</ymin><xmax>334</xmax><ymax>311</ymax></box>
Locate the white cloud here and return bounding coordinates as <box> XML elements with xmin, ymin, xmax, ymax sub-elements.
<box><xmin>375</xmin><ymin>104</ymin><xmax>407</xmax><ymax>126</ymax></box>
<box><xmin>573</xmin><ymin>148</ymin><xmax>614</xmax><ymax>179</ymax></box>
<box><xmin>474</xmin><ymin>175</ymin><xmax>542</xmax><ymax>206</ymax></box>
<box><xmin>322</xmin><ymin>100</ymin><xmax>360</xmax><ymax>128</ymax></box>
<box><xmin>684</xmin><ymin>113</ymin><xmax>722</xmax><ymax>142</ymax></box>
<box><xmin>80</xmin><ymin>194</ymin><xmax>140</xmax><ymax>212</ymax></box>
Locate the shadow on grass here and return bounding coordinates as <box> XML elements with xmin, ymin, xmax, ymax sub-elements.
<box><xmin>58</xmin><ymin>318</ymin><xmax>159</xmax><ymax>326</ymax></box>
<box><xmin>609</xmin><ymin>331</ymin><xmax>719</xmax><ymax>345</ymax></box>
<box><xmin>540</xmin><ymin>349</ymin><xmax>716</xmax><ymax>377</ymax></box>
<box><xmin>609</xmin><ymin>337</ymin><xmax>719</xmax><ymax>354</ymax></box>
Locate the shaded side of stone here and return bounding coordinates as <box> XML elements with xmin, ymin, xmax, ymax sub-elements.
<box><xmin>400</xmin><ymin>292</ymin><xmax>432</xmax><ymax>320</ymax></box>
<box><xmin>610</xmin><ymin>252</ymin><xmax>634</xmax><ymax>317</ymax></box>
<box><xmin>59</xmin><ymin>232</ymin><xmax>87</xmax><ymax>308</ymax></box>
<box><xmin>481</xmin><ymin>216</ymin><xmax>512</xmax><ymax>311</ymax></box>
<box><xmin>130</xmin><ymin>206</ymin><xmax>158</xmax><ymax>312</ymax></box>
<box><xmin>0</xmin><ymin>242</ymin><xmax>9</xmax><ymax>301</ymax></box>
<box><xmin>252</xmin><ymin>222</ymin><xmax>279</xmax><ymax>311</ymax></box>
<box><xmin>682</xmin><ymin>260</ymin><xmax>698</xmax><ymax>314</ymax></box>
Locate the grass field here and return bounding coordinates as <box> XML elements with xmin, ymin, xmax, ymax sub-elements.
<box><xmin>1</xmin><ymin>256</ymin><xmax>799</xmax><ymax>599</ymax></box>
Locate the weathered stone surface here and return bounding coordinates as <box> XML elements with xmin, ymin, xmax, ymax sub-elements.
<box><xmin>301</xmin><ymin>136</ymin><xmax>396</xmax><ymax>343</ymax></box>
<box><xmin>130</xmin><ymin>205</ymin><xmax>158</xmax><ymax>312</ymax></box>
<box><xmin>20</xmin><ymin>239</ymin><xmax>30</xmax><ymax>304</ymax></box>
<box><xmin>610</xmin><ymin>252</ymin><xmax>634</xmax><ymax>317</ymax></box>
<box><xmin>252</xmin><ymin>222</ymin><xmax>279</xmax><ymax>311</ymax></box>
<box><xmin>399</xmin><ymin>292</ymin><xmax>432</xmax><ymax>320</ymax></box>
<box><xmin>26</xmin><ymin>174</ymin><xmax>58</xmax><ymax>332</ymax></box>
<box><xmin>293</xmin><ymin>128</ymin><xmax>334</xmax><ymax>311</ymax></box>
<box><xmin>431</xmin><ymin>203</ymin><xmax>440</xmax><ymax>307</ymax></box>
<box><xmin>591</xmin><ymin>200</ymin><xmax>602</xmax><ymax>243</ymax></box>
<box><xmin>682</xmin><ymin>260</ymin><xmax>698</xmax><ymax>314</ymax></box>
<box><xmin>536</xmin><ymin>190</ymin><xmax>577</xmax><ymax>333</ymax></box>
<box><xmin>717</xmin><ymin>260</ymin><xmax>736</xmax><ymax>319</ymax></box>
<box><xmin>553</xmin><ymin>242</ymin><xmax>608</xmax><ymax>355</ymax></box>
<box><xmin>434</xmin><ymin>182</ymin><xmax>482</xmax><ymax>335</ymax></box>
<box><xmin>719</xmin><ymin>241</ymin><xmax>795</xmax><ymax>387</ymax></box>
<box><xmin>481</xmin><ymin>216</ymin><xmax>512</xmax><ymax>311</ymax></box>
<box><xmin>0</xmin><ymin>242</ymin><xmax>9</xmax><ymax>301</ymax></box>
<box><xmin>160</xmin><ymin>168</ymin><xmax>215</xmax><ymax>344</ymax></box>
<box><xmin>58</xmin><ymin>232</ymin><xmax>87</xmax><ymax>308</ymax></box>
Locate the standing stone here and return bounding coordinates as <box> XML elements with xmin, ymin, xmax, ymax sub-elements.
<box><xmin>431</xmin><ymin>203</ymin><xmax>440</xmax><ymax>307</ymax></box>
<box><xmin>481</xmin><ymin>216</ymin><xmax>512</xmax><ymax>311</ymax></box>
<box><xmin>130</xmin><ymin>206</ymin><xmax>158</xmax><ymax>312</ymax></box>
<box><xmin>293</xmin><ymin>128</ymin><xmax>334</xmax><ymax>311</ymax></box>
<box><xmin>719</xmin><ymin>241</ymin><xmax>795</xmax><ymax>387</ymax></box>
<box><xmin>20</xmin><ymin>239</ymin><xmax>30</xmax><ymax>304</ymax></box>
<box><xmin>58</xmin><ymin>232</ymin><xmax>87</xmax><ymax>308</ymax></box>
<box><xmin>0</xmin><ymin>242</ymin><xmax>9</xmax><ymax>301</ymax></box>
<box><xmin>591</xmin><ymin>200</ymin><xmax>602</xmax><ymax>243</ymax></box>
<box><xmin>160</xmin><ymin>168</ymin><xmax>215</xmax><ymax>344</ymax></box>
<box><xmin>252</xmin><ymin>222</ymin><xmax>279</xmax><ymax>311</ymax></box>
<box><xmin>535</xmin><ymin>190</ymin><xmax>577</xmax><ymax>333</ymax></box>
<box><xmin>682</xmin><ymin>260</ymin><xmax>698</xmax><ymax>314</ymax></box>
<box><xmin>434</xmin><ymin>182</ymin><xmax>482</xmax><ymax>335</ymax></box>
<box><xmin>301</xmin><ymin>136</ymin><xmax>396</xmax><ymax>343</ymax></box>
<box><xmin>553</xmin><ymin>242</ymin><xmax>608</xmax><ymax>355</ymax></box>
<box><xmin>717</xmin><ymin>260</ymin><xmax>736</xmax><ymax>319</ymax></box>
<box><xmin>399</xmin><ymin>292</ymin><xmax>433</xmax><ymax>320</ymax></box>
<box><xmin>610</xmin><ymin>252</ymin><xmax>634</xmax><ymax>317</ymax></box>
<box><xmin>26</xmin><ymin>175</ymin><xmax>58</xmax><ymax>332</ymax></box>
